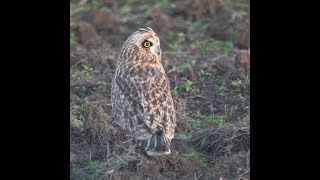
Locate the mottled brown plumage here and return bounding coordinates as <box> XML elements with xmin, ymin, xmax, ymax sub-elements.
<box><xmin>111</xmin><ymin>27</ymin><xmax>176</xmax><ymax>156</ymax></box>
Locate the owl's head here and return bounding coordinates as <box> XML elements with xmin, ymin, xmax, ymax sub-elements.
<box><xmin>121</xmin><ymin>27</ymin><xmax>161</xmax><ymax>61</ymax></box>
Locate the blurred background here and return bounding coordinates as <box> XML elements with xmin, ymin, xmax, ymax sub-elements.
<box><xmin>70</xmin><ymin>0</ymin><xmax>250</xmax><ymax>179</ymax></box>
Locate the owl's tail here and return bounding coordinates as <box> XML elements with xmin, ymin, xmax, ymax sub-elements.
<box><xmin>139</xmin><ymin>132</ymin><xmax>171</xmax><ymax>156</ymax></box>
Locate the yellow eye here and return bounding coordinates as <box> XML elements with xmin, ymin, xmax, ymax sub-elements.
<box><xmin>143</xmin><ymin>41</ymin><xmax>152</xmax><ymax>48</ymax></box>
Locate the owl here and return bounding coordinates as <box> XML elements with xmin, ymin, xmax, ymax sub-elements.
<box><xmin>111</xmin><ymin>27</ymin><xmax>176</xmax><ymax>156</ymax></box>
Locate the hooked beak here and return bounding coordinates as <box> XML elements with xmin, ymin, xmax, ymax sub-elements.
<box><xmin>156</xmin><ymin>47</ymin><xmax>161</xmax><ymax>56</ymax></box>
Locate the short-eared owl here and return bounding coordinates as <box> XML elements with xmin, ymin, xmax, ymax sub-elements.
<box><xmin>111</xmin><ymin>27</ymin><xmax>176</xmax><ymax>156</ymax></box>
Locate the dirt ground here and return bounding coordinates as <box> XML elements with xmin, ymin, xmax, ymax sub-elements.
<box><xmin>70</xmin><ymin>0</ymin><xmax>250</xmax><ymax>179</ymax></box>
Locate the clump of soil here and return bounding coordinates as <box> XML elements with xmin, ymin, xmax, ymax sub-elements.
<box><xmin>71</xmin><ymin>21</ymin><xmax>100</xmax><ymax>48</ymax></box>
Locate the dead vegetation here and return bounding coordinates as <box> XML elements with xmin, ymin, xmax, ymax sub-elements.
<box><xmin>70</xmin><ymin>0</ymin><xmax>250</xmax><ymax>179</ymax></box>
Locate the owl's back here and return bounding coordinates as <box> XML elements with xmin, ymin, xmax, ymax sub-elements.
<box><xmin>111</xmin><ymin>59</ymin><xmax>176</xmax><ymax>155</ymax></box>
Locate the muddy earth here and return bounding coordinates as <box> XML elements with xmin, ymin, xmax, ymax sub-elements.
<box><xmin>70</xmin><ymin>0</ymin><xmax>250</xmax><ymax>179</ymax></box>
